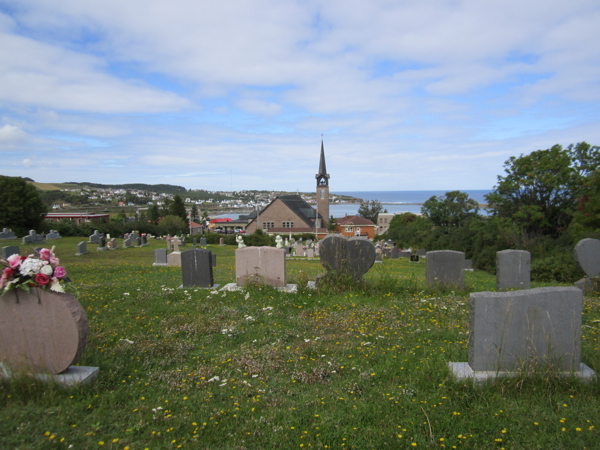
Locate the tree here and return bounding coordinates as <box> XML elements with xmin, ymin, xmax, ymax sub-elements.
<box><xmin>328</xmin><ymin>216</ymin><xmax>338</xmax><ymax>232</ymax></box>
<box><xmin>200</xmin><ymin>211</ymin><xmax>210</xmax><ymax>225</ymax></box>
<box><xmin>485</xmin><ymin>145</ymin><xmax>579</xmax><ymax>236</ymax></box>
<box><xmin>191</xmin><ymin>204</ymin><xmax>199</xmax><ymax>223</ymax></box>
<box><xmin>170</xmin><ymin>194</ymin><xmax>188</xmax><ymax>225</ymax></box>
<box><xmin>0</xmin><ymin>176</ymin><xmax>48</xmax><ymax>236</ymax></box>
<box><xmin>160</xmin><ymin>197</ymin><xmax>173</xmax><ymax>218</ymax></box>
<box><xmin>421</xmin><ymin>191</ymin><xmax>479</xmax><ymax>229</ymax></box>
<box><xmin>569</xmin><ymin>168</ymin><xmax>600</xmax><ymax>240</ymax></box>
<box><xmin>357</xmin><ymin>200</ymin><xmax>383</xmax><ymax>224</ymax></box>
<box><xmin>148</xmin><ymin>204</ymin><xmax>160</xmax><ymax>224</ymax></box>
<box><xmin>159</xmin><ymin>215</ymin><xmax>187</xmax><ymax>236</ymax></box>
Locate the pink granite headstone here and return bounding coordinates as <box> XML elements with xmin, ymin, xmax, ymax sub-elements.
<box><xmin>0</xmin><ymin>288</ymin><xmax>88</xmax><ymax>374</ymax></box>
<box><xmin>236</xmin><ymin>247</ymin><xmax>287</xmax><ymax>288</ymax></box>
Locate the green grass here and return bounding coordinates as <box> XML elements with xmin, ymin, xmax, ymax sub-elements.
<box><xmin>1</xmin><ymin>237</ymin><xmax>599</xmax><ymax>449</ymax></box>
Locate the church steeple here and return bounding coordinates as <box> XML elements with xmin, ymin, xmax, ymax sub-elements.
<box><xmin>315</xmin><ymin>140</ymin><xmax>330</xmax><ymax>228</ymax></box>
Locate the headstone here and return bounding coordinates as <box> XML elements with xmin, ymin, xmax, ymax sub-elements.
<box><xmin>141</xmin><ymin>236</ymin><xmax>148</xmax><ymax>246</ymax></box>
<box><xmin>574</xmin><ymin>238</ymin><xmax>600</xmax><ymax>278</ymax></box>
<box><xmin>410</xmin><ymin>254</ymin><xmax>420</xmax><ymax>262</ymax></box>
<box><xmin>173</xmin><ymin>241</ymin><xmax>180</xmax><ymax>252</ymax></box>
<box><xmin>46</xmin><ymin>230</ymin><xmax>61</xmax><ymax>240</ymax></box>
<box><xmin>109</xmin><ymin>238</ymin><xmax>117</xmax><ymax>250</ymax></box>
<box><xmin>464</xmin><ymin>259</ymin><xmax>473</xmax><ymax>270</ymax></box>
<box><xmin>295</xmin><ymin>244</ymin><xmax>305</xmax><ymax>257</ymax></box>
<box><xmin>467</xmin><ymin>287</ymin><xmax>583</xmax><ymax>372</ymax></box>
<box><xmin>88</xmin><ymin>230</ymin><xmax>102</xmax><ymax>244</ymax></box>
<box><xmin>167</xmin><ymin>239</ymin><xmax>173</xmax><ymax>251</ymax></box>
<box><xmin>375</xmin><ymin>253</ymin><xmax>383</xmax><ymax>263</ymax></box>
<box><xmin>319</xmin><ymin>234</ymin><xmax>376</xmax><ymax>281</ymax></box>
<box><xmin>96</xmin><ymin>236</ymin><xmax>108</xmax><ymax>251</ymax></box>
<box><xmin>220</xmin><ymin>238</ymin><xmax>225</xmax><ymax>246</ymax></box>
<box><xmin>391</xmin><ymin>248</ymin><xmax>399</xmax><ymax>259</ymax></box>
<box><xmin>129</xmin><ymin>231</ymin><xmax>139</xmax><ymax>241</ymax></box>
<box><xmin>153</xmin><ymin>249</ymin><xmax>168</xmax><ymax>267</ymax></box>
<box><xmin>575</xmin><ymin>277</ymin><xmax>597</xmax><ymax>293</ymax></box>
<box><xmin>123</xmin><ymin>238</ymin><xmax>133</xmax><ymax>249</ymax></box>
<box><xmin>236</xmin><ymin>247</ymin><xmax>286</xmax><ymax>288</ymax></box>
<box><xmin>2</xmin><ymin>246</ymin><xmax>19</xmax><ymax>260</ymax></box>
<box><xmin>181</xmin><ymin>236</ymin><xmax>187</xmax><ymax>246</ymax></box>
<box><xmin>417</xmin><ymin>249</ymin><xmax>427</xmax><ymax>257</ymax></box>
<box><xmin>180</xmin><ymin>248</ymin><xmax>218</xmax><ymax>288</ymax></box>
<box><xmin>425</xmin><ymin>250</ymin><xmax>465</xmax><ymax>288</ymax></box>
<box><xmin>200</xmin><ymin>238</ymin><xmax>207</xmax><ymax>246</ymax></box>
<box><xmin>306</xmin><ymin>239</ymin><xmax>313</xmax><ymax>246</ymax></box>
<box><xmin>306</xmin><ymin>248</ymin><xmax>314</xmax><ymax>258</ymax></box>
<box><xmin>135</xmin><ymin>236</ymin><xmax>142</xmax><ymax>247</ymax></box>
<box><xmin>399</xmin><ymin>251</ymin><xmax>411</xmax><ymax>258</ymax></box>
<box><xmin>167</xmin><ymin>252</ymin><xmax>181</xmax><ymax>267</ymax></box>
<box><xmin>193</xmin><ymin>237</ymin><xmax>197</xmax><ymax>246</ymax></box>
<box><xmin>75</xmin><ymin>241</ymin><xmax>88</xmax><ymax>256</ymax></box>
<box><xmin>0</xmin><ymin>288</ymin><xmax>88</xmax><ymax>374</ymax></box>
<box><xmin>33</xmin><ymin>247</ymin><xmax>44</xmax><ymax>257</ymax></box>
<box><xmin>0</xmin><ymin>228</ymin><xmax>16</xmax><ymax>240</ymax></box>
<box><xmin>496</xmin><ymin>250</ymin><xmax>531</xmax><ymax>291</ymax></box>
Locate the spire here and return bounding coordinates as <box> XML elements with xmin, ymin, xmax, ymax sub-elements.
<box><xmin>316</xmin><ymin>140</ymin><xmax>330</xmax><ymax>181</ymax></box>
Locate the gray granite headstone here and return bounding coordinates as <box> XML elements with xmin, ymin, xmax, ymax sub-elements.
<box><xmin>464</xmin><ymin>259</ymin><xmax>473</xmax><ymax>270</ymax></box>
<box><xmin>2</xmin><ymin>246</ymin><xmax>19</xmax><ymax>260</ymax></box>
<box><xmin>0</xmin><ymin>228</ymin><xmax>16</xmax><ymax>240</ymax></box>
<box><xmin>75</xmin><ymin>242</ymin><xmax>88</xmax><ymax>256</ymax></box>
<box><xmin>425</xmin><ymin>250</ymin><xmax>465</xmax><ymax>288</ymax></box>
<box><xmin>417</xmin><ymin>249</ymin><xmax>427</xmax><ymax>257</ymax></box>
<box><xmin>109</xmin><ymin>238</ymin><xmax>117</xmax><ymax>250</ymax></box>
<box><xmin>193</xmin><ymin>238</ymin><xmax>197</xmax><ymax>246</ymax></box>
<box><xmin>574</xmin><ymin>238</ymin><xmax>600</xmax><ymax>278</ymax></box>
<box><xmin>220</xmin><ymin>238</ymin><xmax>225</xmax><ymax>246</ymax></box>
<box><xmin>46</xmin><ymin>230</ymin><xmax>61</xmax><ymax>240</ymax></box>
<box><xmin>391</xmin><ymin>248</ymin><xmax>399</xmax><ymax>259</ymax></box>
<box><xmin>200</xmin><ymin>238</ymin><xmax>207</xmax><ymax>246</ymax></box>
<box><xmin>496</xmin><ymin>250</ymin><xmax>530</xmax><ymax>290</ymax></box>
<box><xmin>180</xmin><ymin>248</ymin><xmax>217</xmax><ymax>288</ymax></box>
<box><xmin>123</xmin><ymin>238</ymin><xmax>132</xmax><ymax>248</ymax></box>
<box><xmin>468</xmin><ymin>287</ymin><xmax>582</xmax><ymax>372</ymax></box>
<box><xmin>88</xmin><ymin>230</ymin><xmax>102</xmax><ymax>244</ymax></box>
<box><xmin>141</xmin><ymin>236</ymin><xmax>147</xmax><ymax>246</ymax></box>
<box><xmin>153</xmin><ymin>249</ymin><xmax>168</xmax><ymax>266</ymax></box>
<box><xmin>319</xmin><ymin>234</ymin><xmax>376</xmax><ymax>281</ymax></box>
<box><xmin>96</xmin><ymin>236</ymin><xmax>107</xmax><ymax>251</ymax></box>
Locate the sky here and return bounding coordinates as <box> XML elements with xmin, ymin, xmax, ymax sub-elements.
<box><xmin>1</xmin><ymin>0</ymin><xmax>600</xmax><ymax>192</ymax></box>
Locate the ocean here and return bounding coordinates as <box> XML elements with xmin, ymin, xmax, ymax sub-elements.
<box><xmin>217</xmin><ymin>190</ymin><xmax>492</xmax><ymax>219</ymax></box>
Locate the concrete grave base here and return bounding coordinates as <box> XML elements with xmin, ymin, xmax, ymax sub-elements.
<box><xmin>152</xmin><ymin>262</ymin><xmax>168</xmax><ymax>267</ymax></box>
<box><xmin>448</xmin><ymin>362</ymin><xmax>596</xmax><ymax>384</ymax></box>
<box><xmin>0</xmin><ymin>363</ymin><xmax>100</xmax><ymax>387</ymax></box>
<box><xmin>75</xmin><ymin>252</ymin><xmax>87</xmax><ymax>256</ymax></box>
<box><xmin>96</xmin><ymin>247</ymin><xmax>108</xmax><ymax>251</ymax></box>
<box><xmin>465</xmin><ymin>268</ymin><xmax>474</xmax><ymax>272</ymax></box>
<box><xmin>179</xmin><ymin>284</ymin><xmax>220</xmax><ymax>290</ymax></box>
<box><xmin>307</xmin><ymin>281</ymin><xmax>317</xmax><ymax>289</ymax></box>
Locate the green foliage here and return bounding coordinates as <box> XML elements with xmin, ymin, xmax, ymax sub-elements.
<box><xmin>159</xmin><ymin>215</ymin><xmax>187</xmax><ymax>236</ymax></box>
<box><xmin>357</xmin><ymin>199</ymin><xmax>383</xmax><ymax>224</ymax></box>
<box><xmin>0</xmin><ymin>176</ymin><xmax>48</xmax><ymax>236</ymax></box>
<box><xmin>244</xmin><ymin>229</ymin><xmax>275</xmax><ymax>247</ymax></box>
<box><xmin>148</xmin><ymin>204</ymin><xmax>160</xmax><ymax>224</ymax></box>
<box><xmin>65</xmin><ymin>182</ymin><xmax>187</xmax><ymax>195</ymax></box>
<box><xmin>485</xmin><ymin>145</ymin><xmax>580</xmax><ymax>236</ymax></box>
<box><xmin>328</xmin><ymin>215</ymin><xmax>338</xmax><ymax>232</ymax></box>
<box><xmin>570</xmin><ymin>169</ymin><xmax>600</xmax><ymax>241</ymax></box>
<box><xmin>421</xmin><ymin>190</ymin><xmax>479</xmax><ymax>229</ymax></box>
<box><xmin>170</xmin><ymin>194</ymin><xmax>188</xmax><ymax>225</ymax></box>
<box><xmin>38</xmin><ymin>190</ymin><xmax>83</xmax><ymax>207</ymax></box>
<box><xmin>531</xmin><ymin>252</ymin><xmax>584</xmax><ymax>283</ymax></box>
<box><xmin>386</xmin><ymin>213</ymin><xmax>432</xmax><ymax>249</ymax></box>
<box><xmin>191</xmin><ymin>204</ymin><xmax>199</xmax><ymax>223</ymax></box>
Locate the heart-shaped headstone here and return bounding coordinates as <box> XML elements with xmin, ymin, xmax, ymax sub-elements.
<box><xmin>575</xmin><ymin>238</ymin><xmax>600</xmax><ymax>278</ymax></box>
<box><xmin>319</xmin><ymin>234</ymin><xmax>376</xmax><ymax>280</ymax></box>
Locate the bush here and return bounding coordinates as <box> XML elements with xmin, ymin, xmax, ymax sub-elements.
<box><xmin>531</xmin><ymin>253</ymin><xmax>584</xmax><ymax>282</ymax></box>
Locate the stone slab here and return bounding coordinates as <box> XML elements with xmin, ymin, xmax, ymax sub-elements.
<box><xmin>425</xmin><ymin>250</ymin><xmax>464</xmax><ymax>288</ymax></box>
<box><xmin>449</xmin><ymin>362</ymin><xmax>596</xmax><ymax>384</ymax></box>
<box><xmin>0</xmin><ymin>288</ymin><xmax>88</xmax><ymax>375</ymax></box>
<box><xmin>179</xmin><ymin>284</ymin><xmax>220</xmax><ymax>290</ymax></box>
<box><xmin>75</xmin><ymin>241</ymin><xmax>88</xmax><ymax>256</ymax></box>
<box><xmin>2</xmin><ymin>245</ymin><xmax>20</xmax><ymax>260</ymax></box>
<box><xmin>167</xmin><ymin>252</ymin><xmax>181</xmax><ymax>267</ymax></box>
<box><xmin>236</xmin><ymin>247</ymin><xmax>287</xmax><ymax>288</ymax></box>
<box><xmin>496</xmin><ymin>249</ymin><xmax>531</xmax><ymax>290</ymax></box>
<box><xmin>0</xmin><ymin>363</ymin><xmax>100</xmax><ymax>386</ymax></box>
<box><xmin>575</xmin><ymin>238</ymin><xmax>600</xmax><ymax>278</ymax></box>
<box><xmin>180</xmin><ymin>248</ymin><xmax>215</xmax><ymax>288</ymax></box>
<box><xmin>575</xmin><ymin>277</ymin><xmax>599</xmax><ymax>294</ymax></box>
<box><xmin>468</xmin><ymin>287</ymin><xmax>582</xmax><ymax>372</ymax></box>
<box><xmin>319</xmin><ymin>234</ymin><xmax>376</xmax><ymax>281</ymax></box>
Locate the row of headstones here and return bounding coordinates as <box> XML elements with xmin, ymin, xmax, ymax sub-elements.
<box><xmin>76</xmin><ymin>236</ymin><xmax>148</xmax><ymax>255</ymax></box>
<box><xmin>0</xmin><ymin>228</ymin><xmax>16</xmax><ymax>240</ymax></box>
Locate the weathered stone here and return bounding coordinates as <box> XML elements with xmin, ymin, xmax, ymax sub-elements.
<box><xmin>200</xmin><ymin>238</ymin><xmax>207</xmax><ymax>246</ymax></box>
<box><xmin>468</xmin><ymin>287</ymin><xmax>582</xmax><ymax>372</ymax></box>
<box><xmin>496</xmin><ymin>250</ymin><xmax>531</xmax><ymax>290</ymax></box>
<box><xmin>2</xmin><ymin>246</ymin><xmax>19</xmax><ymax>260</ymax></box>
<box><xmin>153</xmin><ymin>249</ymin><xmax>168</xmax><ymax>266</ymax></box>
<box><xmin>167</xmin><ymin>252</ymin><xmax>181</xmax><ymax>267</ymax></box>
<box><xmin>123</xmin><ymin>239</ymin><xmax>132</xmax><ymax>248</ymax></box>
<box><xmin>306</xmin><ymin>248</ymin><xmax>314</xmax><ymax>258</ymax></box>
<box><xmin>220</xmin><ymin>238</ymin><xmax>225</xmax><ymax>246</ymax></box>
<box><xmin>46</xmin><ymin>230</ymin><xmax>61</xmax><ymax>240</ymax></box>
<box><xmin>109</xmin><ymin>238</ymin><xmax>117</xmax><ymax>250</ymax></box>
<box><xmin>464</xmin><ymin>259</ymin><xmax>473</xmax><ymax>269</ymax></box>
<box><xmin>192</xmin><ymin>238</ymin><xmax>197</xmax><ymax>246</ymax></box>
<box><xmin>88</xmin><ymin>230</ymin><xmax>102</xmax><ymax>244</ymax></box>
<box><xmin>319</xmin><ymin>234</ymin><xmax>376</xmax><ymax>281</ymax></box>
<box><xmin>96</xmin><ymin>236</ymin><xmax>108</xmax><ymax>251</ymax></box>
<box><xmin>75</xmin><ymin>242</ymin><xmax>87</xmax><ymax>256</ymax></box>
<box><xmin>575</xmin><ymin>277</ymin><xmax>599</xmax><ymax>294</ymax></box>
<box><xmin>425</xmin><ymin>250</ymin><xmax>464</xmax><ymax>288</ymax></box>
<box><xmin>0</xmin><ymin>288</ymin><xmax>88</xmax><ymax>375</ymax></box>
<box><xmin>575</xmin><ymin>238</ymin><xmax>600</xmax><ymax>278</ymax></box>
<box><xmin>0</xmin><ymin>228</ymin><xmax>16</xmax><ymax>240</ymax></box>
<box><xmin>181</xmin><ymin>248</ymin><xmax>217</xmax><ymax>288</ymax></box>
<box><xmin>236</xmin><ymin>247</ymin><xmax>286</xmax><ymax>288</ymax></box>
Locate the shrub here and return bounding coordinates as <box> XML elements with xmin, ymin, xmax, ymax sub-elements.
<box><xmin>531</xmin><ymin>253</ymin><xmax>584</xmax><ymax>282</ymax></box>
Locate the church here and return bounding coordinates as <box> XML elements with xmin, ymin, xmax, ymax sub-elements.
<box><xmin>244</xmin><ymin>141</ymin><xmax>330</xmax><ymax>238</ymax></box>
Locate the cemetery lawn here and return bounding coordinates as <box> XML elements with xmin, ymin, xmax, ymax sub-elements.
<box><xmin>1</xmin><ymin>238</ymin><xmax>599</xmax><ymax>450</ymax></box>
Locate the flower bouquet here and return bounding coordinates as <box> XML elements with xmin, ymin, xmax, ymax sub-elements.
<box><xmin>0</xmin><ymin>247</ymin><xmax>72</xmax><ymax>295</ymax></box>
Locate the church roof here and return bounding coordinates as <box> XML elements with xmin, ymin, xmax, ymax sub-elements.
<box><xmin>315</xmin><ymin>140</ymin><xmax>330</xmax><ymax>180</ymax></box>
<box><xmin>279</xmin><ymin>195</ymin><xmax>323</xmax><ymax>225</ymax></box>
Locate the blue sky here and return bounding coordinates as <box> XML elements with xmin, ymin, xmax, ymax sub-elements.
<box><xmin>1</xmin><ymin>0</ymin><xmax>599</xmax><ymax>192</ymax></box>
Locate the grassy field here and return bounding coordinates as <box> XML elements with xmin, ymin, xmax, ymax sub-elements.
<box><xmin>1</xmin><ymin>237</ymin><xmax>599</xmax><ymax>450</ymax></box>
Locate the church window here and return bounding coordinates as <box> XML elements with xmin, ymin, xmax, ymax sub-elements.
<box><xmin>262</xmin><ymin>222</ymin><xmax>275</xmax><ymax>230</ymax></box>
<box><xmin>282</xmin><ymin>221</ymin><xmax>294</xmax><ymax>228</ymax></box>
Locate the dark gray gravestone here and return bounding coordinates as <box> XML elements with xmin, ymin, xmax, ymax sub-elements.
<box><xmin>153</xmin><ymin>249</ymin><xmax>168</xmax><ymax>266</ymax></box>
<box><xmin>75</xmin><ymin>241</ymin><xmax>88</xmax><ymax>256</ymax></box>
<box><xmin>319</xmin><ymin>234</ymin><xmax>376</xmax><ymax>281</ymax></box>
<box><xmin>425</xmin><ymin>250</ymin><xmax>465</xmax><ymax>288</ymax></box>
<box><xmin>200</xmin><ymin>238</ymin><xmax>207</xmax><ymax>246</ymax></box>
<box><xmin>193</xmin><ymin>238</ymin><xmax>197</xmax><ymax>246</ymax></box>
<box><xmin>2</xmin><ymin>245</ymin><xmax>20</xmax><ymax>260</ymax></box>
<box><xmin>34</xmin><ymin>247</ymin><xmax>44</xmax><ymax>257</ymax></box>
<box><xmin>399</xmin><ymin>251</ymin><xmax>411</xmax><ymax>258</ymax></box>
<box><xmin>575</xmin><ymin>238</ymin><xmax>600</xmax><ymax>278</ymax></box>
<box><xmin>410</xmin><ymin>254</ymin><xmax>419</xmax><ymax>262</ymax></box>
<box><xmin>417</xmin><ymin>249</ymin><xmax>427</xmax><ymax>257</ymax></box>
<box><xmin>135</xmin><ymin>237</ymin><xmax>142</xmax><ymax>247</ymax></box>
<box><xmin>141</xmin><ymin>236</ymin><xmax>148</xmax><ymax>246</ymax></box>
<box><xmin>391</xmin><ymin>248</ymin><xmax>399</xmax><ymax>259</ymax></box>
<box><xmin>464</xmin><ymin>259</ymin><xmax>473</xmax><ymax>270</ymax></box>
<box><xmin>496</xmin><ymin>250</ymin><xmax>530</xmax><ymax>290</ymax></box>
<box><xmin>180</xmin><ymin>248</ymin><xmax>218</xmax><ymax>288</ymax></box>
<box><xmin>96</xmin><ymin>237</ymin><xmax>108</xmax><ymax>251</ymax></box>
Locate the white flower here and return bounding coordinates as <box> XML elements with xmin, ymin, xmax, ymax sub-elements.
<box><xmin>40</xmin><ymin>264</ymin><xmax>54</xmax><ymax>276</ymax></box>
<box><xmin>19</xmin><ymin>258</ymin><xmax>43</xmax><ymax>277</ymax></box>
<box><xmin>7</xmin><ymin>254</ymin><xmax>20</xmax><ymax>265</ymax></box>
<box><xmin>50</xmin><ymin>281</ymin><xmax>65</xmax><ymax>293</ymax></box>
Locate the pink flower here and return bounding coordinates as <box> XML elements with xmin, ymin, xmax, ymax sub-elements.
<box><xmin>54</xmin><ymin>266</ymin><xmax>67</xmax><ymax>279</ymax></box>
<box><xmin>35</xmin><ymin>273</ymin><xmax>50</xmax><ymax>286</ymax></box>
<box><xmin>3</xmin><ymin>267</ymin><xmax>14</xmax><ymax>279</ymax></box>
<box><xmin>39</xmin><ymin>248</ymin><xmax>52</xmax><ymax>261</ymax></box>
<box><xmin>49</xmin><ymin>257</ymin><xmax>60</xmax><ymax>268</ymax></box>
<box><xmin>7</xmin><ymin>254</ymin><xmax>21</xmax><ymax>269</ymax></box>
